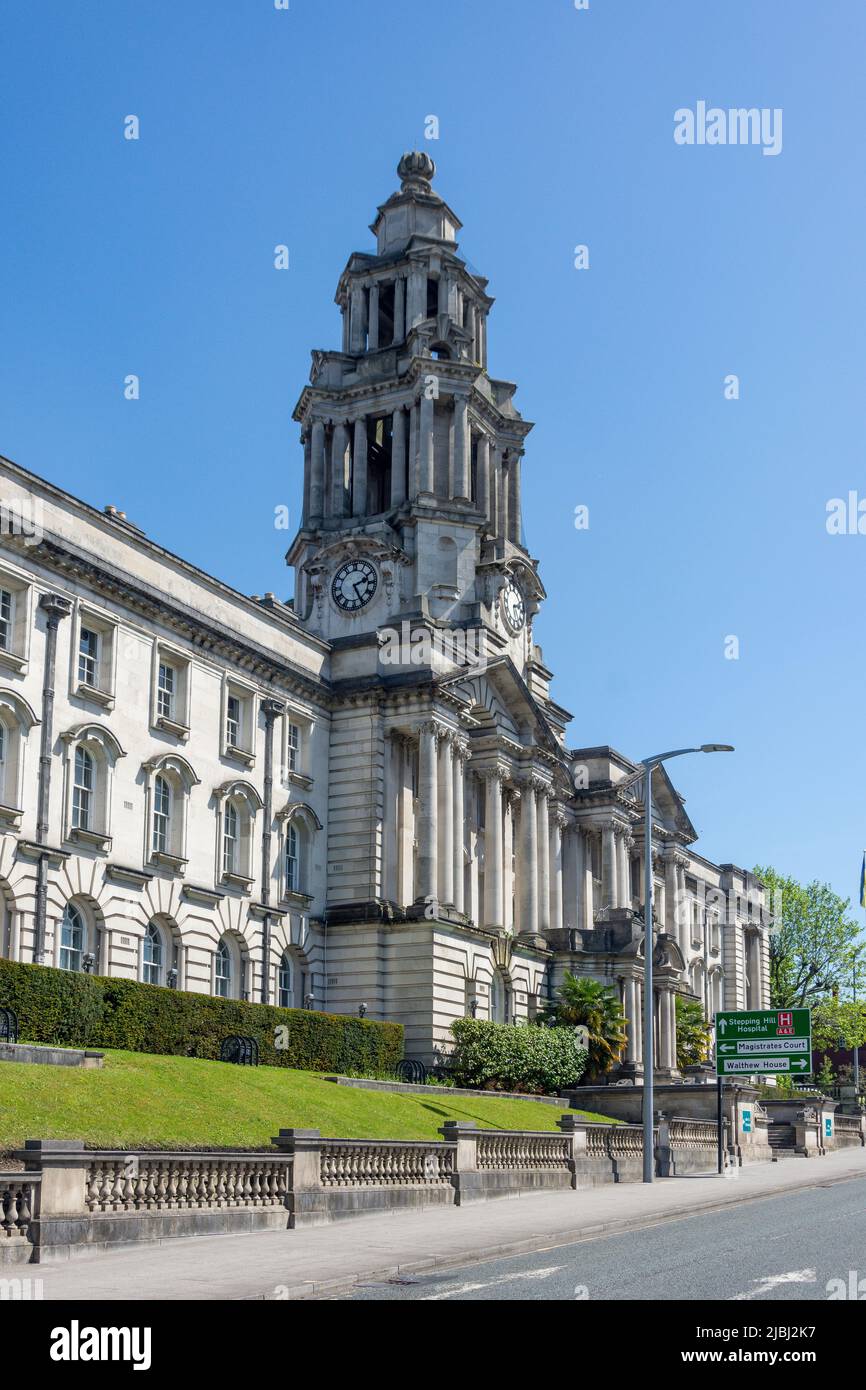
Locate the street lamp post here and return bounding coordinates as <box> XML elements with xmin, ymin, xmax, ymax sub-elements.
<box><xmin>641</xmin><ymin>744</ymin><xmax>734</xmax><ymax>1183</ymax></box>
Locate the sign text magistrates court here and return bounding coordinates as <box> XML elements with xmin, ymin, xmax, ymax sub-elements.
<box><xmin>714</xmin><ymin>1008</ymin><xmax>812</xmax><ymax>1076</ymax></box>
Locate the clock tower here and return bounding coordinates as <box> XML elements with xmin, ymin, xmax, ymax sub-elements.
<box><xmin>286</xmin><ymin>152</ymin><xmax>546</xmax><ymax>676</ymax></box>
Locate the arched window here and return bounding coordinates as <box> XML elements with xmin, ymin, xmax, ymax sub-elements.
<box><xmin>215</xmin><ymin>783</ymin><xmax>260</xmax><ymax>887</ymax></box>
<box><xmin>285</xmin><ymin>823</ymin><xmax>299</xmax><ymax>892</ymax></box>
<box><xmin>278</xmin><ymin>953</ymin><xmax>293</xmax><ymax>1008</ymax></box>
<box><xmin>0</xmin><ymin>690</ymin><xmax>38</xmax><ymax>824</ymax></box>
<box><xmin>152</xmin><ymin>775</ymin><xmax>171</xmax><ymax>854</ymax></box>
<box><xmin>144</xmin><ymin>754</ymin><xmax>199</xmax><ymax>869</ymax></box>
<box><xmin>276</xmin><ymin>802</ymin><xmax>321</xmax><ymax>901</ymax></box>
<box><xmin>72</xmin><ymin>747</ymin><xmax>94</xmax><ymax>831</ymax></box>
<box><xmin>223</xmin><ymin>802</ymin><xmax>239</xmax><ymax>875</ymax></box>
<box><xmin>142</xmin><ymin>921</ymin><xmax>164</xmax><ymax>986</ymax></box>
<box><xmin>59</xmin><ymin>903</ymin><xmax>86</xmax><ymax>973</ymax></box>
<box><xmin>215</xmin><ymin>939</ymin><xmax>232</xmax><ymax>998</ymax></box>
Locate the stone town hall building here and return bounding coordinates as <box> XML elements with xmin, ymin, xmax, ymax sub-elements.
<box><xmin>0</xmin><ymin>153</ymin><xmax>770</xmax><ymax>1065</ymax></box>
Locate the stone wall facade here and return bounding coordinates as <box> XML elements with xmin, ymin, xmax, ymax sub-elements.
<box><xmin>0</xmin><ymin>153</ymin><xmax>771</xmax><ymax>1062</ymax></box>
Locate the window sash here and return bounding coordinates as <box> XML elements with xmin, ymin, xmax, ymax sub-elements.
<box><xmin>152</xmin><ymin>777</ymin><xmax>171</xmax><ymax>853</ymax></box>
<box><xmin>287</xmin><ymin>723</ymin><xmax>300</xmax><ymax>772</ymax></box>
<box><xmin>157</xmin><ymin>663</ymin><xmax>175</xmax><ymax>719</ymax></box>
<box><xmin>78</xmin><ymin>628</ymin><xmax>99</xmax><ymax>686</ymax></box>
<box><xmin>226</xmin><ymin>696</ymin><xmax>241</xmax><ymax>748</ymax></box>
<box><xmin>0</xmin><ymin>589</ymin><xmax>11</xmax><ymax>650</ymax></box>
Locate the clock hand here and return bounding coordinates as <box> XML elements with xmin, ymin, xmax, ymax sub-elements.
<box><xmin>353</xmin><ymin>580</ymin><xmax>364</xmax><ymax>599</ymax></box>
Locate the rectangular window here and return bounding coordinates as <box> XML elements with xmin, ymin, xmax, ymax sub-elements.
<box><xmin>226</xmin><ymin>695</ymin><xmax>241</xmax><ymax>749</ymax></box>
<box><xmin>78</xmin><ymin>628</ymin><xmax>99</xmax><ymax>687</ymax></box>
<box><xmin>72</xmin><ymin>748</ymin><xmax>93</xmax><ymax>831</ymax></box>
<box><xmin>0</xmin><ymin>590</ymin><xmax>11</xmax><ymax>651</ymax></box>
<box><xmin>285</xmin><ymin>825</ymin><xmax>299</xmax><ymax>893</ymax></box>
<box><xmin>223</xmin><ymin>804</ymin><xmax>238</xmax><ymax>874</ymax></box>
<box><xmin>152</xmin><ymin>777</ymin><xmax>170</xmax><ymax>854</ymax></box>
<box><xmin>287</xmin><ymin>722</ymin><xmax>300</xmax><ymax>772</ymax></box>
<box><xmin>157</xmin><ymin>663</ymin><xmax>175</xmax><ymax>720</ymax></box>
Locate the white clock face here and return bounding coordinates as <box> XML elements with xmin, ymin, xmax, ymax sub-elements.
<box><xmin>502</xmin><ymin>582</ymin><xmax>526</xmax><ymax>633</ymax></box>
<box><xmin>331</xmin><ymin>559</ymin><xmax>378</xmax><ymax>613</ymax></box>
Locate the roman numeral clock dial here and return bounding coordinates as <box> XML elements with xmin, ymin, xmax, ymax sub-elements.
<box><xmin>331</xmin><ymin>559</ymin><xmax>378</xmax><ymax>612</ymax></box>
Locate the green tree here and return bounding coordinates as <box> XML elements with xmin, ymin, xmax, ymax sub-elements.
<box><xmin>676</xmin><ymin>995</ymin><xmax>713</xmax><ymax>1068</ymax></box>
<box><xmin>816</xmin><ymin>1055</ymin><xmax>835</xmax><ymax>1090</ymax></box>
<box><xmin>754</xmin><ymin>866</ymin><xmax>865</xmax><ymax>1007</ymax></box>
<box><xmin>811</xmin><ymin>997</ymin><xmax>866</xmax><ymax>1054</ymax></box>
<box><xmin>540</xmin><ymin>974</ymin><xmax>627</xmax><ymax>1080</ymax></box>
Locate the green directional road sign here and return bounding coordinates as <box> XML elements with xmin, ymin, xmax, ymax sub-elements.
<box><xmin>714</xmin><ymin>1008</ymin><xmax>812</xmax><ymax>1077</ymax></box>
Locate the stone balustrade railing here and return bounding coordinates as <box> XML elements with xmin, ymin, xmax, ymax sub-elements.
<box><xmin>0</xmin><ymin>1174</ymin><xmax>39</xmax><ymax>1244</ymax></box>
<box><xmin>831</xmin><ymin>1114</ymin><xmax>864</xmax><ymax>1146</ymax></box>
<box><xmin>319</xmin><ymin>1141</ymin><xmax>453</xmax><ymax>1187</ymax></box>
<box><xmin>669</xmin><ymin>1119</ymin><xmax>717</xmax><ymax>1150</ymax></box>
<box><xmin>84</xmin><ymin>1153</ymin><xmax>292</xmax><ymax>1213</ymax></box>
<box><xmin>5</xmin><ymin>1112</ymin><xmax>743</xmax><ymax>1262</ymax></box>
<box><xmin>475</xmin><ymin>1133</ymin><xmax>571</xmax><ymax>1171</ymax></box>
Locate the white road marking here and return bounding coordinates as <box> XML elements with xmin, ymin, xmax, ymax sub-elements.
<box><xmin>731</xmin><ymin>1269</ymin><xmax>817</xmax><ymax>1300</ymax></box>
<box><xmin>422</xmin><ymin>1264</ymin><xmax>566</xmax><ymax>1301</ymax></box>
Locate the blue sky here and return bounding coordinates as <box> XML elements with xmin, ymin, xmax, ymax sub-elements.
<box><xmin>1</xmin><ymin>0</ymin><xmax>864</xmax><ymax>910</ymax></box>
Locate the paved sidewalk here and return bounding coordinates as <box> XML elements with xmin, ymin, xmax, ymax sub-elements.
<box><xmin>31</xmin><ymin>1147</ymin><xmax>866</xmax><ymax>1300</ymax></box>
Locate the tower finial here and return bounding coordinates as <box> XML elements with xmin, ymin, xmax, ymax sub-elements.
<box><xmin>397</xmin><ymin>149</ymin><xmax>436</xmax><ymax>192</ymax></box>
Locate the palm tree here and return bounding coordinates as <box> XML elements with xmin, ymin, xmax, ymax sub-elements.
<box><xmin>675</xmin><ymin>995</ymin><xmax>712</xmax><ymax>1069</ymax></box>
<box><xmin>542</xmin><ymin>973</ymin><xmax>628</xmax><ymax>1080</ymax></box>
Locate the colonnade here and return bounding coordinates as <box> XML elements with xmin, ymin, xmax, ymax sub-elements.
<box><xmin>341</xmin><ymin>267</ymin><xmax>486</xmax><ymax>366</ymax></box>
<box><xmin>302</xmin><ymin>404</ymin><xmax>522</xmax><ymax>542</ymax></box>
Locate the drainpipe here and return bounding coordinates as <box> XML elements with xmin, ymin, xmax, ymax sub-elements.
<box><xmin>260</xmin><ymin>698</ymin><xmax>286</xmax><ymax>1004</ymax></box>
<box><xmin>34</xmin><ymin>593</ymin><xmax>72</xmax><ymax>963</ymax></box>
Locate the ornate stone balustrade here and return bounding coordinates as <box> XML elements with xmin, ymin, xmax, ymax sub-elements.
<box><xmin>84</xmin><ymin>1153</ymin><xmax>291</xmax><ymax>1213</ymax></box>
<box><xmin>669</xmin><ymin>1119</ymin><xmax>717</xmax><ymax>1151</ymax></box>
<box><xmin>319</xmin><ymin>1141</ymin><xmax>453</xmax><ymax>1187</ymax></box>
<box><xmin>475</xmin><ymin>1133</ymin><xmax>570</xmax><ymax>1171</ymax></box>
<box><xmin>7</xmin><ymin>1113</ymin><xmax>761</xmax><ymax>1257</ymax></box>
<box><xmin>0</xmin><ymin>1174</ymin><xmax>39</xmax><ymax>1244</ymax></box>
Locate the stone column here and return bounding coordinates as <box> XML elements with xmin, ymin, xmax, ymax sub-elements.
<box><xmin>508</xmin><ymin>453</ymin><xmax>522</xmax><ymax>544</ymax></box>
<box><xmin>476</xmin><ymin>434</ymin><xmax>490</xmax><ymax>521</ymax></box>
<box><xmin>330</xmin><ymin>421</ymin><xmax>348</xmax><ymax>517</ymax></box>
<box><xmin>349</xmin><ymin>285</ymin><xmax>366</xmax><ymax>352</ymax></box>
<box><xmin>634</xmin><ymin>981</ymin><xmax>643</xmax><ymax>1065</ymax></box>
<box><xmin>407</xmin><ymin>267</ymin><xmax>425</xmax><ymax>329</ymax></box>
<box><xmin>352</xmin><ymin>416</ymin><xmax>367</xmax><ymax>516</ymax></box>
<box><xmin>676</xmin><ymin>861</ymin><xmax>688</xmax><ymax>956</ymax></box>
<box><xmin>302</xmin><ymin>430</ymin><xmax>312</xmax><ymax>522</ymax></box>
<box><xmin>483</xmin><ymin>770</ymin><xmax>504</xmax><ymax>930</ymax></box>
<box><xmin>601</xmin><ymin>821</ymin><xmax>617</xmax><ymax>909</ymax></box>
<box><xmin>367</xmin><ymin>284</ymin><xmax>379</xmax><ymax>351</ymax></box>
<box><xmin>500</xmin><ymin>454</ymin><xmax>509</xmax><ymax>541</ymax></box>
<box><xmin>537</xmin><ymin>787</ymin><xmax>551</xmax><ymax>934</ymax></box>
<box><xmin>393</xmin><ymin>276</ymin><xmax>405</xmax><ymax>342</ymax></box>
<box><xmin>419</xmin><ymin>392</ymin><xmax>435</xmax><ymax>494</ymax></box>
<box><xmin>438</xmin><ymin>733</ymin><xmax>454</xmax><ymax>906</ymax></box>
<box><xmin>665</xmin><ymin>856</ymin><xmax>678</xmax><ymax>937</ymax></box>
<box><xmin>309</xmin><ymin>418</ymin><xmax>326</xmax><ymax>520</ymax></box>
<box><xmin>452</xmin><ymin>395</ymin><xmax>470</xmax><ymax>500</ymax></box>
<box><xmin>408</xmin><ymin>402</ymin><xmax>418</xmax><ymax>498</ymax></box>
<box><xmin>437</xmin><ymin>273</ymin><xmax>449</xmax><ymax>317</ymax></box>
<box><xmin>416</xmin><ymin>722</ymin><xmax>439</xmax><ymax>905</ymax></box>
<box><xmin>452</xmin><ymin>740</ymin><xmax>467</xmax><ymax>914</ymax></box>
<box><xmin>503</xmin><ymin>788</ymin><xmax>517</xmax><ymax>934</ymax></box>
<box><xmin>518</xmin><ymin>779</ymin><xmax>539</xmax><ymax>936</ymax></box>
<box><xmin>573</xmin><ymin>827</ymin><xmax>586</xmax><ymax>930</ymax></box>
<box><xmin>478</xmin><ymin>311</ymin><xmax>486</xmax><ymax>368</ymax></box>
<box><xmin>625</xmin><ymin>979</ymin><xmax>637</xmax><ymax>1063</ymax></box>
<box><xmin>550</xmin><ymin>809</ymin><xmax>565</xmax><ymax>933</ymax></box>
<box><xmin>669</xmin><ymin>990</ymin><xmax>678</xmax><ymax>1069</ymax></box>
<box><xmin>390</xmin><ymin>406</ymin><xmax>407</xmax><ymax>506</ymax></box>
<box><xmin>658</xmin><ymin>991</ymin><xmax>669</xmax><ymax>1070</ymax></box>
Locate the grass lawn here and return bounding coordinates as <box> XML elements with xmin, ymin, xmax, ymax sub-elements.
<box><xmin>0</xmin><ymin>1049</ymin><xmax>616</xmax><ymax>1151</ymax></box>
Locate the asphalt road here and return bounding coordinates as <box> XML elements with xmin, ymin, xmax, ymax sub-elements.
<box><xmin>343</xmin><ymin>1174</ymin><xmax>866</xmax><ymax>1301</ymax></box>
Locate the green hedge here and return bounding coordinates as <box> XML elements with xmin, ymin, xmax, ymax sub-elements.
<box><xmin>0</xmin><ymin>958</ymin><xmax>403</xmax><ymax>1073</ymax></box>
<box><xmin>449</xmin><ymin>1017</ymin><xmax>587</xmax><ymax>1094</ymax></box>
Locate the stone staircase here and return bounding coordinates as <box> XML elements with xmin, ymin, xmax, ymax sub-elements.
<box><xmin>767</xmin><ymin>1121</ymin><xmax>801</xmax><ymax>1159</ymax></box>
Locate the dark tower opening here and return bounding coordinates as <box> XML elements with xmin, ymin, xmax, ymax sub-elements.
<box><xmin>367</xmin><ymin>416</ymin><xmax>393</xmax><ymax>514</ymax></box>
